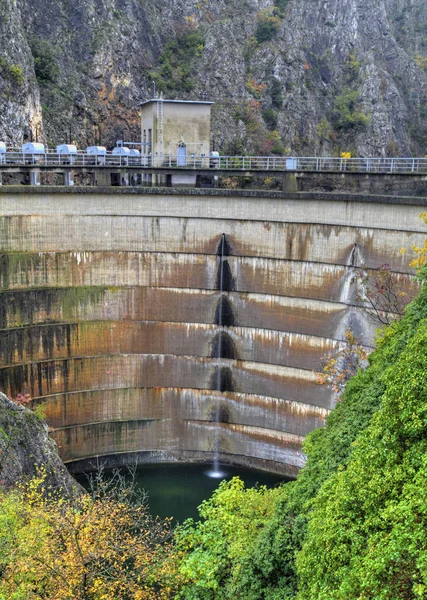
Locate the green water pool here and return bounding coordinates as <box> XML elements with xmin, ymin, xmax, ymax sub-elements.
<box><xmin>76</xmin><ymin>463</ymin><xmax>289</xmax><ymax>523</ymax></box>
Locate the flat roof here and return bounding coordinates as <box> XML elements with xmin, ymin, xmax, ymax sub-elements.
<box><xmin>140</xmin><ymin>99</ymin><xmax>214</xmax><ymax>107</ymax></box>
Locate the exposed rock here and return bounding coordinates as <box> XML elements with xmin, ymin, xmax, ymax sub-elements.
<box><xmin>0</xmin><ymin>392</ymin><xmax>82</xmax><ymax>497</ymax></box>
<box><xmin>0</xmin><ymin>0</ymin><xmax>426</xmax><ymax>155</ymax></box>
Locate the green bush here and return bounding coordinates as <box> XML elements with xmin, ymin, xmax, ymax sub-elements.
<box><xmin>255</xmin><ymin>10</ymin><xmax>281</xmax><ymax>43</ymax></box>
<box><xmin>262</xmin><ymin>108</ymin><xmax>278</xmax><ymax>130</ymax></box>
<box><xmin>30</xmin><ymin>38</ymin><xmax>59</xmax><ymax>84</ymax></box>
<box><xmin>270</xmin><ymin>78</ymin><xmax>283</xmax><ymax>108</ymax></box>
<box><xmin>274</xmin><ymin>0</ymin><xmax>289</xmax><ymax>16</ymax></box>
<box><xmin>0</xmin><ymin>58</ymin><xmax>24</xmax><ymax>86</ymax></box>
<box><xmin>149</xmin><ymin>29</ymin><xmax>205</xmax><ymax>93</ymax></box>
<box><xmin>297</xmin><ymin>267</ymin><xmax>427</xmax><ymax>599</ymax></box>
<box><xmin>332</xmin><ymin>88</ymin><xmax>370</xmax><ymax>131</ymax></box>
<box><xmin>8</xmin><ymin>63</ymin><xmax>24</xmax><ymax>85</ymax></box>
<box><xmin>344</xmin><ymin>52</ymin><xmax>360</xmax><ymax>81</ymax></box>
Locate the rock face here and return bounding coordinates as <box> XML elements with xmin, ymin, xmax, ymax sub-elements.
<box><xmin>0</xmin><ymin>392</ymin><xmax>81</xmax><ymax>495</ymax></box>
<box><xmin>0</xmin><ymin>0</ymin><xmax>426</xmax><ymax>155</ymax></box>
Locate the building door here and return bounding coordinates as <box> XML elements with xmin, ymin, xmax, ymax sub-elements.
<box><xmin>177</xmin><ymin>143</ymin><xmax>187</xmax><ymax>166</ymax></box>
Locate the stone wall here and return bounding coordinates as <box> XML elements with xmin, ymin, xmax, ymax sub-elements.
<box><xmin>0</xmin><ymin>188</ymin><xmax>426</xmax><ymax>477</ymax></box>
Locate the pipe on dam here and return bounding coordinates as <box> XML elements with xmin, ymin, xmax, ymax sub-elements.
<box><xmin>0</xmin><ymin>188</ymin><xmax>425</xmax><ymax>476</ymax></box>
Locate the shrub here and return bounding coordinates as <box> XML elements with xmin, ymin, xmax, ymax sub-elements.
<box><xmin>415</xmin><ymin>54</ymin><xmax>427</xmax><ymax>70</ymax></box>
<box><xmin>262</xmin><ymin>108</ymin><xmax>278</xmax><ymax>130</ymax></box>
<box><xmin>274</xmin><ymin>0</ymin><xmax>289</xmax><ymax>16</ymax></box>
<box><xmin>149</xmin><ymin>28</ymin><xmax>205</xmax><ymax>93</ymax></box>
<box><xmin>270</xmin><ymin>78</ymin><xmax>283</xmax><ymax>108</ymax></box>
<box><xmin>30</xmin><ymin>38</ymin><xmax>59</xmax><ymax>84</ymax></box>
<box><xmin>331</xmin><ymin>88</ymin><xmax>370</xmax><ymax>132</ymax></box>
<box><xmin>0</xmin><ymin>58</ymin><xmax>24</xmax><ymax>86</ymax></box>
<box><xmin>0</xmin><ymin>469</ymin><xmax>181</xmax><ymax>599</ymax></box>
<box><xmin>8</xmin><ymin>63</ymin><xmax>24</xmax><ymax>85</ymax></box>
<box><xmin>255</xmin><ymin>9</ymin><xmax>281</xmax><ymax>43</ymax></box>
<box><xmin>344</xmin><ymin>52</ymin><xmax>360</xmax><ymax>81</ymax></box>
<box><xmin>245</xmin><ymin>77</ymin><xmax>267</xmax><ymax>99</ymax></box>
<box><xmin>259</xmin><ymin>130</ymin><xmax>286</xmax><ymax>155</ymax></box>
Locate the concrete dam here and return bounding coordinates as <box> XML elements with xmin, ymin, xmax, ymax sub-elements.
<box><xmin>0</xmin><ymin>187</ymin><xmax>425</xmax><ymax>478</ymax></box>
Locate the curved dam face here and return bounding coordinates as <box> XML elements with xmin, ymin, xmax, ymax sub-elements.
<box><xmin>0</xmin><ymin>188</ymin><xmax>425</xmax><ymax>477</ymax></box>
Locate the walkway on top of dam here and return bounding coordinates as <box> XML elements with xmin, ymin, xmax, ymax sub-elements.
<box><xmin>1</xmin><ymin>154</ymin><xmax>427</xmax><ymax>176</ymax></box>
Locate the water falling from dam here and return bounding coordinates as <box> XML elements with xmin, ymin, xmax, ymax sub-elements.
<box><xmin>208</xmin><ymin>233</ymin><xmax>227</xmax><ymax>479</ymax></box>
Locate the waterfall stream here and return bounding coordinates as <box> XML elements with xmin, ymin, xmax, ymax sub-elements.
<box><xmin>208</xmin><ymin>234</ymin><xmax>226</xmax><ymax>479</ymax></box>
<box><xmin>336</xmin><ymin>244</ymin><xmax>373</xmax><ymax>346</ymax></box>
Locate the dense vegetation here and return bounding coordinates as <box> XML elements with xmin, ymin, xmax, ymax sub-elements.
<box><xmin>0</xmin><ymin>470</ymin><xmax>181</xmax><ymax>599</ymax></box>
<box><xmin>1</xmin><ymin>266</ymin><xmax>427</xmax><ymax>598</ymax></box>
<box><xmin>149</xmin><ymin>28</ymin><xmax>205</xmax><ymax>94</ymax></box>
<box><xmin>173</xmin><ymin>263</ymin><xmax>427</xmax><ymax>598</ymax></box>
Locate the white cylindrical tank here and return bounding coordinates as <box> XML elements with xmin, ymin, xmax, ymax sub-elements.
<box><xmin>57</xmin><ymin>144</ymin><xmax>78</xmax><ymax>164</ymax></box>
<box><xmin>22</xmin><ymin>142</ymin><xmax>45</xmax><ymax>154</ymax></box>
<box><xmin>112</xmin><ymin>146</ymin><xmax>131</xmax><ymax>156</ymax></box>
<box><xmin>129</xmin><ymin>148</ymin><xmax>141</xmax><ymax>165</ymax></box>
<box><xmin>86</xmin><ymin>146</ymin><xmax>106</xmax><ymax>164</ymax></box>
<box><xmin>86</xmin><ymin>146</ymin><xmax>107</xmax><ymax>155</ymax></box>
<box><xmin>56</xmin><ymin>144</ymin><xmax>77</xmax><ymax>154</ymax></box>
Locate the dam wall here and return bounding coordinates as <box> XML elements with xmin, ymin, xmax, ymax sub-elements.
<box><xmin>0</xmin><ymin>187</ymin><xmax>426</xmax><ymax>477</ymax></box>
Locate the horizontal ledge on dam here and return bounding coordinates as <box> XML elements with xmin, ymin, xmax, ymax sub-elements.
<box><xmin>52</xmin><ymin>418</ymin><xmax>305</xmax><ymax>446</ymax></box>
<box><xmin>0</xmin><ymin>287</ymin><xmax>379</xmax><ymax>342</ymax></box>
<box><xmin>1</xmin><ymin>353</ymin><xmax>334</xmax><ymax>409</ymax></box>
<box><xmin>1</xmin><ymin>319</ymin><xmax>365</xmax><ymax>371</ymax></box>
<box><xmin>0</xmin><ymin>253</ymin><xmax>415</xmax><ymax>306</ymax></box>
<box><xmin>191</xmin><ymin>420</ymin><xmax>305</xmax><ymax>445</ymax></box>
<box><xmin>0</xmin><ymin>215</ymin><xmax>423</xmax><ymax>273</ymax></box>
<box><xmin>0</xmin><ymin>250</ymin><xmax>417</xmax><ymax>278</ymax></box>
<box><xmin>52</xmin><ymin>418</ymin><xmax>307</xmax><ymax>471</ymax></box>
<box><xmin>65</xmin><ymin>450</ymin><xmax>301</xmax><ymax>478</ymax></box>
<box><xmin>40</xmin><ymin>386</ymin><xmax>329</xmax><ymax>437</ymax></box>
<box><xmin>0</xmin><ymin>352</ymin><xmax>320</xmax><ymax>378</ymax></box>
<box><xmin>0</xmin><ymin>351</ymin><xmax>323</xmax><ymax>376</ymax></box>
<box><xmin>1</xmin><ymin>185</ymin><xmax>427</xmax><ymax>200</ymax></box>
<box><xmin>34</xmin><ymin>386</ymin><xmax>332</xmax><ymax>418</ymax></box>
<box><xmin>0</xmin><ymin>318</ymin><xmax>354</xmax><ymax>344</ymax></box>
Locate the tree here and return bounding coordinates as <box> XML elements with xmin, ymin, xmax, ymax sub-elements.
<box><xmin>354</xmin><ymin>263</ymin><xmax>411</xmax><ymax>325</ymax></box>
<box><xmin>297</xmin><ymin>316</ymin><xmax>427</xmax><ymax>600</ymax></box>
<box><xmin>255</xmin><ymin>9</ymin><xmax>281</xmax><ymax>43</ymax></box>
<box><xmin>315</xmin><ymin>329</ymin><xmax>369</xmax><ymax>397</ymax></box>
<box><xmin>0</xmin><ymin>468</ymin><xmax>181</xmax><ymax>599</ymax></box>
<box><xmin>331</xmin><ymin>88</ymin><xmax>370</xmax><ymax>132</ymax></box>
<box><xmin>175</xmin><ymin>477</ymin><xmax>283</xmax><ymax>599</ymax></box>
<box><xmin>409</xmin><ymin>211</ymin><xmax>427</xmax><ymax>269</ymax></box>
<box><xmin>30</xmin><ymin>38</ymin><xmax>60</xmax><ymax>84</ymax></box>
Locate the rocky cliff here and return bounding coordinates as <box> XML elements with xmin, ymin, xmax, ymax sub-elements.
<box><xmin>0</xmin><ymin>392</ymin><xmax>81</xmax><ymax>495</ymax></box>
<box><xmin>0</xmin><ymin>0</ymin><xmax>426</xmax><ymax>156</ymax></box>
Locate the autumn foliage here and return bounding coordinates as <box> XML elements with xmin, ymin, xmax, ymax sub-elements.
<box><xmin>315</xmin><ymin>329</ymin><xmax>369</xmax><ymax>397</ymax></box>
<box><xmin>0</xmin><ymin>469</ymin><xmax>182</xmax><ymax>599</ymax></box>
<box><xmin>354</xmin><ymin>263</ymin><xmax>411</xmax><ymax>325</ymax></box>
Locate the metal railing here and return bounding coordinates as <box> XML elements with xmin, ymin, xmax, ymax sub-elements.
<box><xmin>210</xmin><ymin>155</ymin><xmax>427</xmax><ymax>173</ymax></box>
<box><xmin>1</xmin><ymin>152</ymin><xmax>147</xmax><ymax>167</ymax></box>
<box><xmin>1</xmin><ymin>153</ymin><xmax>427</xmax><ymax>174</ymax></box>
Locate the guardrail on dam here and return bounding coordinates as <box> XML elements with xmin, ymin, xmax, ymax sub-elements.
<box><xmin>0</xmin><ymin>187</ymin><xmax>426</xmax><ymax>477</ymax></box>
